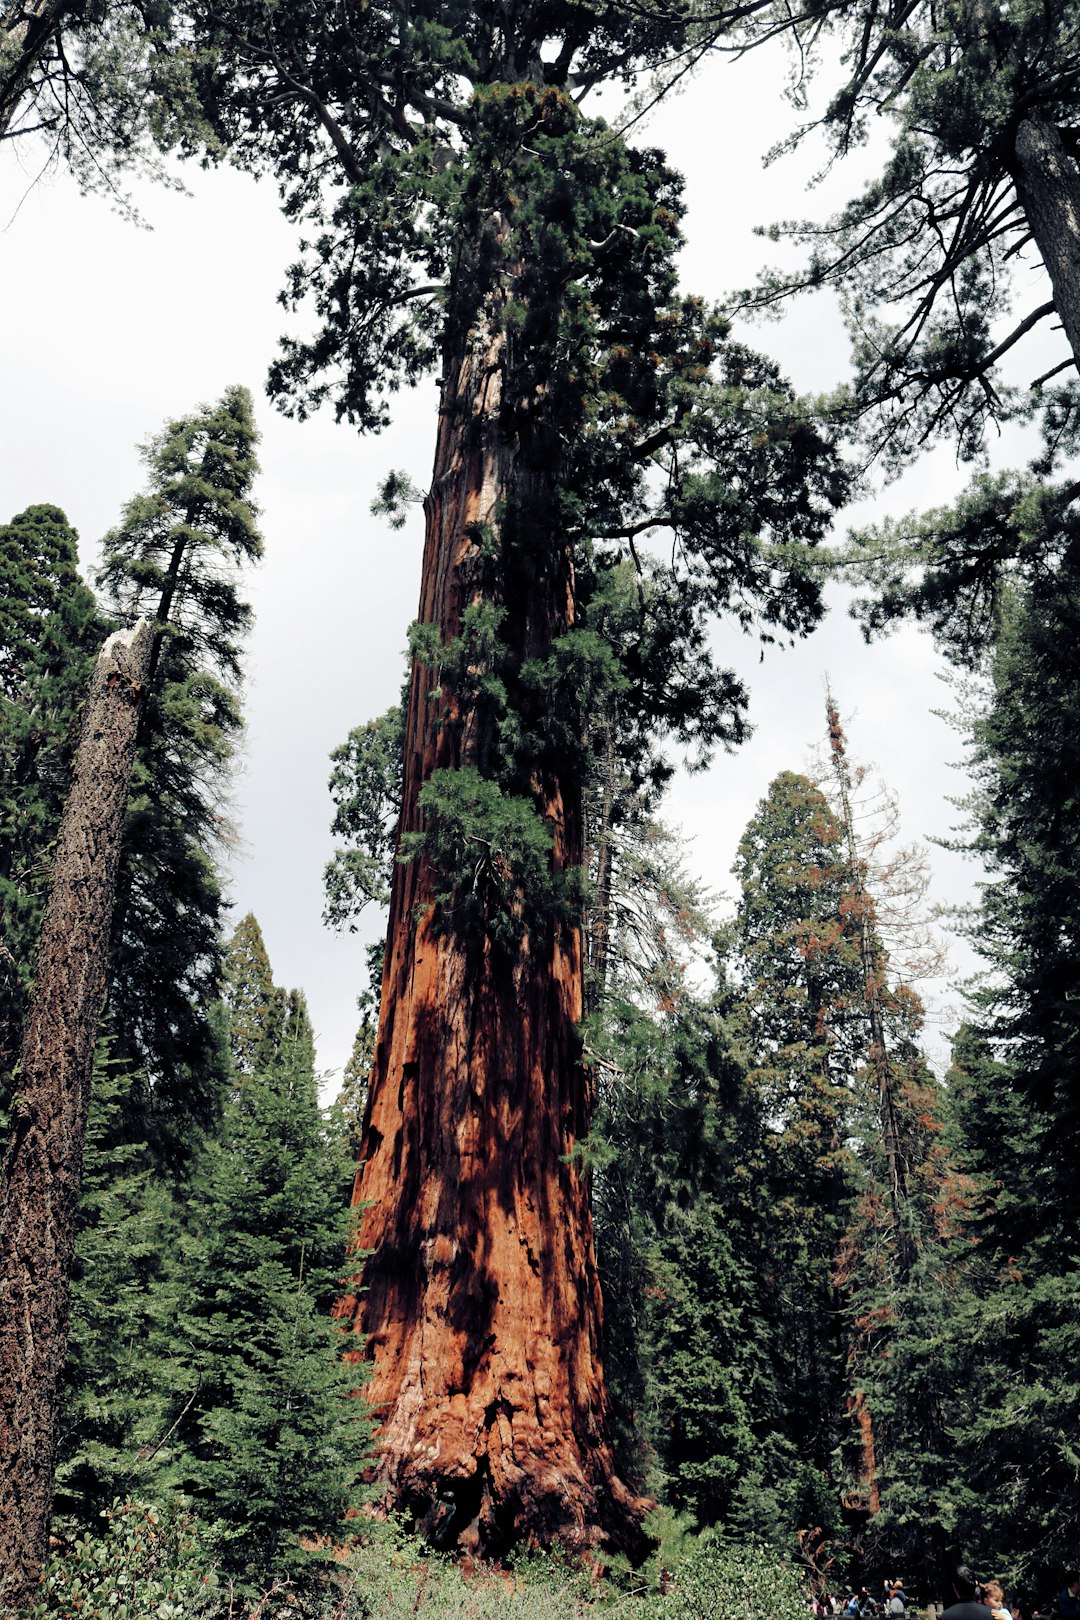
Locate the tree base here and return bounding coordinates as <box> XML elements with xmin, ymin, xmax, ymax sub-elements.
<box><xmin>367</xmin><ymin>1441</ymin><xmax>654</xmax><ymax>1562</ymax></box>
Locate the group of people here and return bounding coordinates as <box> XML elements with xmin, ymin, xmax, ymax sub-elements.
<box><xmin>811</xmin><ymin>1569</ymin><xmax>1080</xmax><ymax>1620</ymax></box>
<box><xmin>813</xmin><ymin>1580</ymin><xmax>908</xmax><ymax>1617</ymax></box>
<box><xmin>941</xmin><ymin>1564</ymin><xmax>1080</xmax><ymax>1620</ymax></box>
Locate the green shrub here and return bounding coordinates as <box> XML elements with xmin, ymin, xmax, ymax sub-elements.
<box><xmin>29</xmin><ymin>1499</ymin><xmax>220</xmax><ymax>1620</ymax></box>
<box><xmin>664</xmin><ymin>1539</ymin><xmax>809</xmax><ymax>1620</ymax></box>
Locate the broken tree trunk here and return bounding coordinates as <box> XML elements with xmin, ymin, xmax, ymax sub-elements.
<box><xmin>336</xmin><ymin>273</ymin><xmax>647</xmax><ymax>1557</ymax></box>
<box><xmin>0</xmin><ymin>619</ymin><xmax>152</xmax><ymax>1610</ymax></box>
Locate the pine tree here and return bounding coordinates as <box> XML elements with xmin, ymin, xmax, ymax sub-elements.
<box><xmin>96</xmin><ymin>383</ymin><xmax>262</xmax><ymax>1139</ymax></box>
<box><xmin>221</xmin><ymin>912</ymin><xmax>285</xmax><ymax>1079</ymax></box>
<box><xmin>927</xmin><ymin>553</ymin><xmax>1080</xmax><ymax>1588</ymax></box>
<box><xmin>164</xmin><ymin>928</ymin><xmax>366</xmax><ymax>1588</ymax></box>
<box><xmin>0</xmin><ymin>504</ymin><xmax>100</xmax><ymax>1085</ymax></box>
<box><xmin>56</xmin><ymin>1045</ymin><xmax>183</xmax><ymax>1516</ymax></box>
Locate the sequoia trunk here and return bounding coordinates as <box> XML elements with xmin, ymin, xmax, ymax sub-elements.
<box><xmin>337</xmin><ymin>285</ymin><xmax>646</xmax><ymax>1556</ymax></box>
<box><xmin>0</xmin><ymin>621</ymin><xmax>152</xmax><ymax>1608</ymax></box>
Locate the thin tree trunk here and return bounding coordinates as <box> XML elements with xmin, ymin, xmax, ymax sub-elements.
<box><xmin>825</xmin><ymin>696</ymin><xmax>912</xmax><ymax>1280</ymax></box>
<box><xmin>336</xmin><ymin>271</ymin><xmax>647</xmax><ymax>1556</ymax></box>
<box><xmin>1013</xmin><ymin>116</ymin><xmax>1080</xmax><ymax>369</ymax></box>
<box><xmin>0</xmin><ymin>620</ymin><xmax>152</xmax><ymax>1609</ymax></box>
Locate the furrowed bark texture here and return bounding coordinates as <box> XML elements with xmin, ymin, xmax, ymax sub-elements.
<box><xmin>0</xmin><ymin>620</ymin><xmax>152</xmax><ymax>1609</ymax></box>
<box><xmin>337</xmin><ymin>296</ymin><xmax>647</xmax><ymax>1556</ymax></box>
<box><xmin>1013</xmin><ymin>116</ymin><xmax>1080</xmax><ymax>368</ymax></box>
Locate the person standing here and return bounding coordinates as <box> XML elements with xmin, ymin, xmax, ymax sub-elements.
<box><xmin>1058</xmin><ymin>1575</ymin><xmax>1080</xmax><ymax>1620</ymax></box>
<box><xmin>942</xmin><ymin>1565</ymin><xmax>990</xmax><ymax>1620</ymax></box>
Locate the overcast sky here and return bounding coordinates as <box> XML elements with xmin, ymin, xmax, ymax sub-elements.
<box><xmin>2</xmin><ymin>38</ymin><xmax>1027</xmax><ymax>1083</ymax></box>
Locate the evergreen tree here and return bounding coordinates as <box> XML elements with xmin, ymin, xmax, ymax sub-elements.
<box><xmin>181</xmin><ymin>2</ymin><xmax>848</xmax><ymax>1548</ymax></box>
<box><xmin>165</xmin><ymin>928</ymin><xmax>365</xmax><ymax>1588</ymax></box>
<box><xmin>0</xmin><ymin>1</ymin><xmax>215</xmax><ymax>208</ymax></box>
<box><xmin>56</xmin><ymin>1045</ymin><xmax>183</xmax><ymax>1516</ymax></box>
<box><xmin>221</xmin><ymin>911</ymin><xmax>285</xmax><ymax>1078</ymax></box>
<box><xmin>323</xmin><ymin>703</ymin><xmax>404</xmax><ymax>934</ymax></box>
<box><xmin>927</xmin><ymin>554</ymin><xmax>1080</xmax><ymax>1587</ymax></box>
<box><xmin>96</xmin><ymin>383</ymin><xmax>262</xmax><ymax>1139</ymax></box>
<box><xmin>0</xmin><ymin>504</ymin><xmax>100</xmax><ymax>1083</ymax></box>
<box><xmin>591</xmin><ymin>975</ymin><xmax>774</xmax><ymax>1533</ymax></box>
<box><xmin>732</xmin><ymin>772</ymin><xmax>866</xmax><ymax>1495</ymax></box>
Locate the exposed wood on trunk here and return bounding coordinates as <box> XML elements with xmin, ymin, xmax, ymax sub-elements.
<box><xmin>336</xmin><ymin>279</ymin><xmax>648</xmax><ymax>1556</ymax></box>
<box><xmin>0</xmin><ymin>620</ymin><xmax>152</xmax><ymax>1609</ymax></box>
<box><xmin>846</xmin><ymin>1387</ymin><xmax>881</xmax><ymax>1517</ymax></box>
<box><xmin>1013</xmin><ymin>116</ymin><xmax>1080</xmax><ymax>369</ymax></box>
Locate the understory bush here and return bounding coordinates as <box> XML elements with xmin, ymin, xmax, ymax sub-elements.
<box><xmin>662</xmin><ymin>1538</ymin><xmax>809</xmax><ymax>1620</ymax></box>
<box><xmin>27</xmin><ymin>1500</ymin><xmax>220</xmax><ymax>1619</ymax></box>
<box><xmin>23</xmin><ymin>1508</ymin><xmax>808</xmax><ymax>1620</ymax></box>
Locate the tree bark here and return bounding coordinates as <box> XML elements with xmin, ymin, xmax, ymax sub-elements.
<box><xmin>0</xmin><ymin>620</ymin><xmax>152</xmax><ymax>1610</ymax></box>
<box><xmin>1013</xmin><ymin>116</ymin><xmax>1080</xmax><ymax>370</ymax></box>
<box><xmin>336</xmin><ymin>275</ymin><xmax>648</xmax><ymax>1556</ymax></box>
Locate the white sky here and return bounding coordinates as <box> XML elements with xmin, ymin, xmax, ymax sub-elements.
<box><xmin>2</xmin><ymin>38</ymin><xmax>1026</xmax><ymax>1083</ymax></box>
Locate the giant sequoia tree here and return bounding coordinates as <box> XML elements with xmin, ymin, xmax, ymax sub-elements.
<box><xmin>187</xmin><ymin>1</ymin><xmax>847</xmax><ymax>1553</ymax></box>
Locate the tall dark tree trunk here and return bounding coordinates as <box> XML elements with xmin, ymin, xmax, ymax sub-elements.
<box><xmin>336</xmin><ymin>271</ymin><xmax>647</xmax><ymax>1556</ymax></box>
<box><xmin>1013</xmin><ymin>116</ymin><xmax>1080</xmax><ymax>368</ymax></box>
<box><xmin>0</xmin><ymin>620</ymin><xmax>152</xmax><ymax>1610</ymax></box>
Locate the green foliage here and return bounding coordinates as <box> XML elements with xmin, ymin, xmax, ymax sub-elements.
<box><xmin>165</xmin><ymin>949</ymin><xmax>368</xmax><ymax>1589</ymax></box>
<box><xmin>95</xmin><ymin>385</ymin><xmax>262</xmax><ymax>1135</ymax></box>
<box><xmin>587</xmin><ymin>890</ymin><xmax>774</xmax><ymax>1529</ymax></box>
<box><xmin>846</xmin><ymin>469</ymin><xmax>1080</xmax><ymax>667</ymax></box>
<box><xmin>324</xmin><ymin>703</ymin><xmax>405</xmax><ymax>930</ymax></box>
<box><xmin>0</xmin><ymin>3</ymin><xmax>221</xmax><ymax>211</ymax></box>
<box><xmin>732</xmin><ymin>775</ymin><xmax>865</xmax><ymax>1468</ymax></box>
<box><xmin>371</xmin><ymin>469</ymin><xmax>424</xmax><ymax>531</ymax></box>
<box><xmin>663</xmin><ymin>1538</ymin><xmax>809</xmax><ymax>1620</ymax></box>
<box><xmin>188</xmin><ymin>8</ymin><xmax>847</xmax><ymax>959</ymax></box>
<box><xmin>221</xmin><ymin>912</ymin><xmax>286</xmax><ymax>1076</ymax></box>
<box><xmin>924</xmin><ymin>539</ymin><xmax>1080</xmax><ymax>1583</ymax></box>
<box><xmin>29</xmin><ymin>1499</ymin><xmax>220</xmax><ymax>1620</ymax></box>
<box><xmin>57</xmin><ymin>1047</ymin><xmax>183</xmax><ymax>1516</ymax></box>
<box><xmin>297</xmin><ymin>1521</ymin><xmax>660</xmax><ymax>1620</ymax></box>
<box><xmin>402</xmin><ymin>766</ymin><xmax>583</xmax><ymax>948</ymax></box>
<box><xmin>0</xmin><ymin>504</ymin><xmax>101</xmax><ymax>1080</ymax></box>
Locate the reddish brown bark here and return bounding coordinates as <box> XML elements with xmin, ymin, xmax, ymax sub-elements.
<box><xmin>850</xmin><ymin>1390</ymin><xmax>881</xmax><ymax>1518</ymax></box>
<box><xmin>0</xmin><ymin>620</ymin><xmax>152</xmax><ymax>1610</ymax></box>
<box><xmin>337</xmin><ymin>295</ymin><xmax>648</xmax><ymax>1555</ymax></box>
